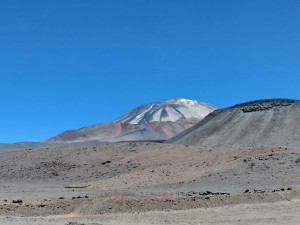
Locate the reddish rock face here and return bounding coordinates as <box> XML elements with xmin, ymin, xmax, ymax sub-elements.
<box><xmin>45</xmin><ymin>98</ymin><xmax>217</xmax><ymax>143</ymax></box>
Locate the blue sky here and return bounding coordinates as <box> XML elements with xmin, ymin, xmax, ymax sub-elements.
<box><xmin>1</xmin><ymin>0</ymin><xmax>300</xmax><ymax>143</ymax></box>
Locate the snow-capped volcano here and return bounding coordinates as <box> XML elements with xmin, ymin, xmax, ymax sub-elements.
<box><xmin>116</xmin><ymin>98</ymin><xmax>217</xmax><ymax>124</ymax></box>
<box><xmin>46</xmin><ymin>98</ymin><xmax>217</xmax><ymax>143</ymax></box>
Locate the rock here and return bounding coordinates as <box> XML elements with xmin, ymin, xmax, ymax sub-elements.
<box><xmin>101</xmin><ymin>160</ymin><xmax>111</xmax><ymax>165</ymax></box>
<box><xmin>254</xmin><ymin>189</ymin><xmax>266</xmax><ymax>193</ymax></box>
<box><xmin>220</xmin><ymin>193</ymin><xmax>230</xmax><ymax>196</ymax></box>
<box><xmin>12</xmin><ymin>199</ymin><xmax>23</xmax><ymax>204</ymax></box>
<box><xmin>199</xmin><ymin>191</ymin><xmax>229</xmax><ymax>196</ymax></box>
<box><xmin>65</xmin><ymin>222</ymin><xmax>85</xmax><ymax>225</ymax></box>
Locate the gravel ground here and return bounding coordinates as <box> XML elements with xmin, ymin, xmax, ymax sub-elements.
<box><xmin>0</xmin><ymin>142</ymin><xmax>299</xmax><ymax>224</ymax></box>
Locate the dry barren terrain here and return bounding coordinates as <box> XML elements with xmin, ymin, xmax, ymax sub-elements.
<box><xmin>0</xmin><ymin>142</ymin><xmax>299</xmax><ymax>224</ymax></box>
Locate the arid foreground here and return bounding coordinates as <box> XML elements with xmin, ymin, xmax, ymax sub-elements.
<box><xmin>0</xmin><ymin>142</ymin><xmax>299</xmax><ymax>224</ymax></box>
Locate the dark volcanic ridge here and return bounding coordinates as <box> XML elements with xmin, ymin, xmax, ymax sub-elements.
<box><xmin>230</xmin><ymin>98</ymin><xmax>297</xmax><ymax>113</ymax></box>
<box><xmin>167</xmin><ymin>98</ymin><xmax>300</xmax><ymax>148</ymax></box>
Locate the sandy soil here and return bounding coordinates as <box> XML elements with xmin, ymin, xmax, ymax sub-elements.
<box><xmin>0</xmin><ymin>142</ymin><xmax>299</xmax><ymax>224</ymax></box>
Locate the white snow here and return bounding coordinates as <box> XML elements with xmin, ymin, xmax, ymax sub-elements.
<box><xmin>125</xmin><ymin>104</ymin><xmax>154</xmax><ymax>124</ymax></box>
<box><xmin>177</xmin><ymin>105</ymin><xmax>211</xmax><ymax>119</ymax></box>
<box><xmin>166</xmin><ymin>98</ymin><xmax>198</xmax><ymax>106</ymax></box>
<box><xmin>161</xmin><ymin>106</ymin><xmax>183</xmax><ymax>122</ymax></box>
<box><xmin>118</xmin><ymin>98</ymin><xmax>217</xmax><ymax>124</ymax></box>
<box><xmin>152</xmin><ymin>108</ymin><xmax>163</xmax><ymax>121</ymax></box>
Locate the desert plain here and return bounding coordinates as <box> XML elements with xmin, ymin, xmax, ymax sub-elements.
<box><xmin>0</xmin><ymin>142</ymin><xmax>299</xmax><ymax>224</ymax></box>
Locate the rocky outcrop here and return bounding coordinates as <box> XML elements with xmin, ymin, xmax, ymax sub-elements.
<box><xmin>231</xmin><ymin>99</ymin><xmax>297</xmax><ymax>113</ymax></box>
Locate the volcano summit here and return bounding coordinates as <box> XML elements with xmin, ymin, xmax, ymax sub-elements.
<box><xmin>46</xmin><ymin>98</ymin><xmax>217</xmax><ymax>143</ymax></box>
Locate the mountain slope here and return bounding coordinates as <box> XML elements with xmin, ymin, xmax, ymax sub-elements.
<box><xmin>167</xmin><ymin>98</ymin><xmax>300</xmax><ymax>147</ymax></box>
<box><xmin>116</xmin><ymin>98</ymin><xmax>216</xmax><ymax>124</ymax></box>
<box><xmin>46</xmin><ymin>98</ymin><xmax>217</xmax><ymax>143</ymax></box>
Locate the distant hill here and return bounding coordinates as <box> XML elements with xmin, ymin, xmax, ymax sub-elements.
<box><xmin>167</xmin><ymin>98</ymin><xmax>300</xmax><ymax>147</ymax></box>
<box><xmin>46</xmin><ymin>98</ymin><xmax>217</xmax><ymax>143</ymax></box>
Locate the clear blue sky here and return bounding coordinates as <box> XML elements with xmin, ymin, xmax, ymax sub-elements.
<box><xmin>1</xmin><ymin>0</ymin><xmax>300</xmax><ymax>143</ymax></box>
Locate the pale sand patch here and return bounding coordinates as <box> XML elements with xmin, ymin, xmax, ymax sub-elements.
<box><xmin>0</xmin><ymin>199</ymin><xmax>299</xmax><ymax>225</ymax></box>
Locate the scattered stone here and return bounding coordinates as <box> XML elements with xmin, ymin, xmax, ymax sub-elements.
<box><xmin>220</xmin><ymin>193</ymin><xmax>230</xmax><ymax>196</ymax></box>
<box><xmin>64</xmin><ymin>185</ymin><xmax>90</xmax><ymax>189</ymax></box>
<box><xmin>65</xmin><ymin>222</ymin><xmax>85</xmax><ymax>225</ymax></box>
<box><xmin>198</xmin><ymin>191</ymin><xmax>230</xmax><ymax>196</ymax></box>
<box><xmin>254</xmin><ymin>189</ymin><xmax>266</xmax><ymax>193</ymax></box>
<box><xmin>187</xmin><ymin>192</ymin><xmax>193</xmax><ymax>196</ymax></box>
<box><xmin>12</xmin><ymin>199</ymin><xmax>23</xmax><ymax>204</ymax></box>
<box><xmin>245</xmin><ymin>188</ymin><xmax>293</xmax><ymax>193</ymax></box>
<box><xmin>164</xmin><ymin>199</ymin><xmax>175</xmax><ymax>202</ymax></box>
<box><xmin>101</xmin><ymin>161</ymin><xmax>111</xmax><ymax>165</ymax></box>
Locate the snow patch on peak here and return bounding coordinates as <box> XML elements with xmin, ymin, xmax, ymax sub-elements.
<box><xmin>161</xmin><ymin>106</ymin><xmax>184</xmax><ymax>122</ymax></box>
<box><xmin>115</xmin><ymin>98</ymin><xmax>218</xmax><ymax>125</ymax></box>
<box><xmin>167</xmin><ymin>98</ymin><xmax>198</xmax><ymax>105</ymax></box>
